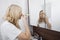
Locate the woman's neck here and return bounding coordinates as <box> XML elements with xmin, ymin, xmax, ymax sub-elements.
<box><xmin>39</xmin><ymin>18</ymin><xmax>46</xmax><ymax>23</ymax></box>
<box><xmin>12</xmin><ymin>20</ymin><xmax>20</xmax><ymax>29</ymax></box>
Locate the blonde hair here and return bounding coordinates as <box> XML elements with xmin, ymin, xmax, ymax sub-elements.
<box><xmin>4</xmin><ymin>4</ymin><xmax>22</xmax><ymax>28</ymax></box>
<box><xmin>38</xmin><ymin>10</ymin><xmax>46</xmax><ymax>23</ymax></box>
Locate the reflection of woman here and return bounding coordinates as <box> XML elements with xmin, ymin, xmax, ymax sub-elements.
<box><xmin>1</xmin><ymin>4</ymin><xmax>31</xmax><ymax>40</ymax></box>
<box><xmin>37</xmin><ymin>10</ymin><xmax>51</xmax><ymax>29</ymax></box>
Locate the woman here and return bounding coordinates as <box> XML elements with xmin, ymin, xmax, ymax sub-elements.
<box><xmin>37</xmin><ymin>10</ymin><xmax>51</xmax><ymax>29</ymax></box>
<box><xmin>35</xmin><ymin>10</ymin><xmax>51</xmax><ymax>40</ymax></box>
<box><xmin>0</xmin><ymin>4</ymin><xmax>31</xmax><ymax>40</ymax></box>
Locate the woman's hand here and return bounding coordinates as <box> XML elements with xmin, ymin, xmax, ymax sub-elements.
<box><xmin>45</xmin><ymin>17</ymin><xmax>51</xmax><ymax>29</ymax></box>
<box><xmin>45</xmin><ymin>17</ymin><xmax>49</xmax><ymax>24</ymax></box>
<box><xmin>21</xmin><ymin>15</ymin><xmax>28</xmax><ymax>23</ymax></box>
<box><xmin>20</xmin><ymin>14</ymin><xmax>31</xmax><ymax>40</ymax></box>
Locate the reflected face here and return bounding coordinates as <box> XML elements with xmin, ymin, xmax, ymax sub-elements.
<box><xmin>39</xmin><ymin>12</ymin><xmax>45</xmax><ymax>19</ymax></box>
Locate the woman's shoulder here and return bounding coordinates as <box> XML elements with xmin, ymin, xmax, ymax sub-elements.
<box><xmin>1</xmin><ymin>21</ymin><xmax>14</xmax><ymax>28</ymax></box>
<box><xmin>1</xmin><ymin>21</ymin><xmax>9</xmax><ymax>25</ymax></box>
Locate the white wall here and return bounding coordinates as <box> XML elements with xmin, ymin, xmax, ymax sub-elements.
<box><xmin>29</xmin><ymin>0</ymin><xmax>44</xmax><ymax>26</ymax></box>
<box><xmin>50</xmin><ymin>0</ymin><xmax>60</xmax><ymax>32</ymax></box>
<box><xmin>46</xmin><ymin>0</ymin><xmax>60</xmax><ymax>32</ymax></box>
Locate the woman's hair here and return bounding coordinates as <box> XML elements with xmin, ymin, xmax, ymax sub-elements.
<box><xmin>4</xmin><ymin>4</ymin><xmax>22</xmax><ymax>28</ymax></box>
<box><xmin>38</xmin><ymin>10</ymin><xmax>46</xmax><ymax>23</ymax></box>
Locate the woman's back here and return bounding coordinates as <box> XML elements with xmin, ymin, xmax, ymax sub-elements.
<box><xmin>0</xmin><ymin>21</ymin><xmax>21</xmax><ymax>40</ymax></box>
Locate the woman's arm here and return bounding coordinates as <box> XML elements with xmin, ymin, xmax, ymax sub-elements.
<box><xmin>47</xmin><ymin>22</ymin><xmax>51</xmax><ymax>29</ymax></box>
<box><xmin>45</xmin><ymin>17</ymin><xmax>51</xmax><ymax>29</ymax></box>
<box><xmin>18</xmin><ymin>16</ymin><xmax>31</xmax><ymax>40</ymax></box>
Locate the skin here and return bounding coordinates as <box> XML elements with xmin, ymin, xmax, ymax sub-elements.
<box><xmin>17</xmin><ymin>14</ymin><xmax>31</xmax><ymax>40</ymax></box>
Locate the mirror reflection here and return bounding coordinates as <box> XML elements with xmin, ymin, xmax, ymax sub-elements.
<box><xmin>29</xmin><ymin>0</ymin><xmax>60</xmax><ymax>32</ymax></box>
<box><xmin>37</xmin><ymin>10</ymin><xmax>51</xmax><ymax>29</ymax></box>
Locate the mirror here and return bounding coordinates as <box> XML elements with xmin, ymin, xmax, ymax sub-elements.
<box><xmin>29</xmin><ymin>0</ymin><xmax>60</xmax><ymax>32</ymax></box>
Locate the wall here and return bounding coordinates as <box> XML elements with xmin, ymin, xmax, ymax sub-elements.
<box><xmin>29</xmin><ymin>0</ymin><xmax>44</xmax><ymax>26</ymax></box>
<box><xmin>50</xmin><ymin>0</ymin><xmax>60</xmax><ymax>32</ymax></box>
<box><xmin>46</xmin><ymin>0</ymin><xmax>60</xmax><ymax>32</ymax></box>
